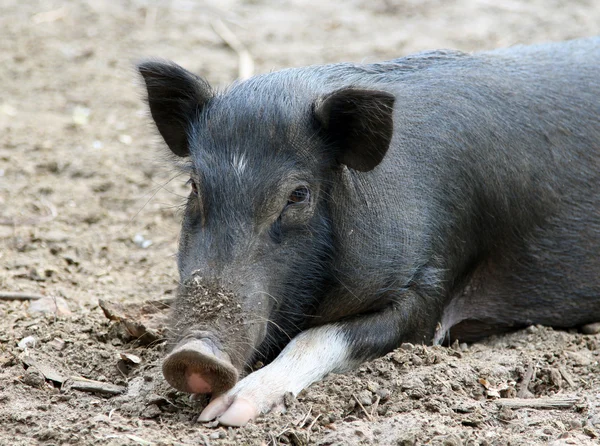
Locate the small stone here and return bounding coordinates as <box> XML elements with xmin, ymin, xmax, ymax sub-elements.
<box><xmin>120</xmin><ymin>352</ymin><xmax>141</xmax><ymax>364</ymax></box>
<box><xmin>376</xmin><ymin>388</ymin><xmax>391</xmax><ymax>400</ymax></box>
<box><xmin>118</xmin><ymin>134</ymin><xmax>133</xmax><ymax>145</ymax></box>
<box><xmin>18</xmin><ymin>336</ymin><xmax>37</xmax><ymax>350</ymax></box>
<box><xmin>403</xmin><ymin>376</ymin><xmax>424</xmax><ymax>390</ymax></box>
<box><xmin>21</xmin><ymin>367</ymin><xmax>46</xmax><ymax>388</ymax></box>
<box><xmin>133</xmin><ymin>234</ymin><xmax>152</xmax><ymax>249</ymax></box>
<box><xmin>569</xmin><ymin>419</ymin><xmax>583</xmax><ymax>429</ymax></box>
<box><xmin>391</xmin><ymin>352</ymin><xmax>408</xmax><ymax>365</ymax></box>
<box><xmin>565</xmin><ymin>351</ymin><xmax>591</xmax><ymax>366</ymax></box>
<box><xmin>72</xmin><ymin>106</ymin><xmax>90</xmax><ymax>126</ymax></box>
<box><xmin>145</xmin><ymin>393</ymin><xmax>167</xmax><ymax>406</ymax></box>
<box><xmin>366</xmin><ymin>381</ymin><xmax>380</xmax><ymax>393</ymax></box>
<box><xmin>48</xmin><ymin>338</ymin><xmax>66</xmax><ymax>351</ymax></box>
<box><xmin>400</xmin><ymin>343</ymin><xmax>414</xmax><ymax>351</ymax></box>
<box><xmin>583</xmin><ymin>425</ymin><xmax>598</xmax><ymax>438</ymax></box>
<box><xmin>356</xmin><ymin>390</ymin><xmax>373</xmax><ymax>407</ymax></box>
<box><xmin>140</xmin><ymin>404</ymin><xmax>161</xmax><ymax>419</ymax></box>
<box><xmin>29</xmin><ymin>296</ymin><xmax>72</xmax><ymax>316</ymax></box>
<box><xmin>411</xmin><ymin>355</ymin><xmax>423</xmax><ymax>366</ymax></box>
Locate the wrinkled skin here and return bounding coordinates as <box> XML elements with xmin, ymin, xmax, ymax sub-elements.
<box><xmin>138</xmin><ymin>37</ymin><xmax>600</xmax><ymax>426</ymax></box>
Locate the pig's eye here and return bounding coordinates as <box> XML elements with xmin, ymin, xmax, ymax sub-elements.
<box><xmin>188</xmin><ymin>179</ymin><xmax>198</xmax><ymax>195</ymax></box>
<box><xmin>287</xmin><ymin>186</ymin><xmax>310</xmax><ymax>205</ymax></box>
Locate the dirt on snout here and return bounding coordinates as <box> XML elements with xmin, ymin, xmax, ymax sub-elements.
<box><xmin>171</xmin><ymin>278</ymin><xmax>245</xmax><ymax>336</ymax></box>
<box><xmin>166</xmin><ymin>278</ymin><xmax>253</xmax><ymax>376</ymax></box>
<box><xmin>2</xmin><ymin>0</ymin><xmax>600</xmax><ymax>445</ymax></box>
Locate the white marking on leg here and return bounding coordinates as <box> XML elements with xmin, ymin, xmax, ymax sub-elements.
<box><xmin>249</xmin><ymin>325</ymin><xmax>355</xmax><ymax>396</ymax></box>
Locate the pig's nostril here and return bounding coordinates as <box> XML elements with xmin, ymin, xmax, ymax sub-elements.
<box><xmin>185</xmin><ymin>369</ymin><xmax>213</xmax><ymax>394</ymax></box>
<box><xmin>162</xmin><ymin>339</ymin><xmax>239</xmax><ymax>395</ymax></box>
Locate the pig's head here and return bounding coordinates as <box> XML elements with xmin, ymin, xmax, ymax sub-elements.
<box><xmin>138</xmin><ymin>60</ymin><xmax>395</xmax><ymax>396</ymax></box>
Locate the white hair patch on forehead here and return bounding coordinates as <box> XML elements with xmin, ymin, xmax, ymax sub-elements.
<box><xmin>232</xmin><ymin>153</ymin><xmax>248</xmax><ymax>176</ymax></box>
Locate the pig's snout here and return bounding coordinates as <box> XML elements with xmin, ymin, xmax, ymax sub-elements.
<box><xmin>162</xmin><ymin>338</ymin><xmax>239</xmax><ymax>395</ymax></box>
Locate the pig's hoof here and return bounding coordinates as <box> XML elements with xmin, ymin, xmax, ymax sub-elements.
<box><xmin>197</xmin><ymin>365</ymin><xmax>289</xmax><ymax>427</ymax></box>
<box><xmin>198</xmin><ymin>395</ymin><xmax>259</xmax><ymax>427</ymax></box>
<box><xmin>162</xmin><ymin>339</ymin><xmax>238</xmax><ymax>395</ymax></box>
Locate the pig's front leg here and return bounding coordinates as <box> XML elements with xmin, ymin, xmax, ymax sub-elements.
<box><xmin>197</xmin><ymin>325</ymin><xmax>356</xmax><ymax>426</ymax></box>
<box><xmin>198</xmin><ymin>305</ymin><xmax>432</xmax><ymax>426</ymax></box>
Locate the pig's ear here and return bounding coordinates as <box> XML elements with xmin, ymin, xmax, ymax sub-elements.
<box><xmin>314</xmin><ymin>89</ymin><xmax>395</xmax><ymax>172</ymax></box>
<box><xmin>138</xmin><ymin>60</ymin><xmax>213</xmax><ymax>157</ymax></box>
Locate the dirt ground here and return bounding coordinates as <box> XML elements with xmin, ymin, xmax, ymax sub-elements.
<box><xmin>1</xmin><ymin>0</ymin><xmax>600</xmax><ymax>445</ymax></box>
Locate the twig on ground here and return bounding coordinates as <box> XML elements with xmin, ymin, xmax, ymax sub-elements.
<box><xmin>65</xmin><ymin>377</ymin><xmax>125</xmax><ymax>395</ymax></box>
<box><xmin>295</xmin><ymin>404</ymin><xmax>312</xmax><ymax>427</ymax></box>
<box><xmin>0</xmin><ymin>292</ymin><xmax>44</xmax><ymax>301</ymax></box>
<box><xmin>211</xmin><ymin>18</ymin><xmax>254</xmax><ymax>79</ymax></box>
<box><xmin>306</xmin><ymin>413</ymin><xmax>322</xmax><ymax>432</ymax></box>
<box><xmin>517</xmin><ymin>361</ymin><xmax>536</xmax><ymax>398</ymax></box>
<box><xmin>353</xmin><ymin>394</ymin><xmax>373</xmax><ymax>422</ymax></box>
<box><xmin>371</xmin><ymin>395</ymin><xmax>381</xmax><ymax>419</ymax></box>
<box><xmin>305</xmin><ymin>413</ymin><xmax>322</xmax><ymax>444</ymax></box>
<box><xmin>559</xmin><ymin>367</ymin><xmax>577</xmax><ymax>388</ymax></box>
<box><xmin>496</xmin><ymin>396</ymin><xmax>582</xmax><ymax>410</ymax></box>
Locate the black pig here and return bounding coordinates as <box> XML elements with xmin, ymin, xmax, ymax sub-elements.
<box><xmin>138</xmin><ymin>36</ymin><xmax>600</xmax><ymax>426</ymax></box>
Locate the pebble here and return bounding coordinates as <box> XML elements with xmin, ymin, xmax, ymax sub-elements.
<box><xmin>49</xmin><ymin>338</ymin><xmax>66</xmax><ymax>351</ymax></box>
<box><xmin>18</xmin><ymin>336</ymin><xmax>37</xmax><ymax>350</ymax></box>
<box><xmin>29</xmin><ymin>296</ymin><xmax>72</xmax><ymax>316</ymax></box>
<box><xmin>411</xmin><ymin>355</ymin><xmax>423</xmax><ymax>366</ymax></box>
<box><xmin>120</xmin><ymin>352</ymin><xmax>141</xmax><ymax>364</ymax></box>
<box><xmin>21</xmin><ymin>367</ymin><xmax>46</xmax><ymax>388</ymax></box>
<box><xmin>118</xmin><ymin>134</ymin><xmax>133</xmax><ymax>145</ymax></box>
<box><xmin>400</xmin><ymin>342</ymin><xmax>415</xmax><ymax>351</ymax></box>
<box><xmin>564</xmin><ymin>351</ymin><xmax>591</xmax><ymax>366</ymax></box>
<box><xmin>72</xmin><ymin>106</ymin><xmax>90</xmax><ymax>126</ymax></box>
<box><xmin>356</xmin><ymin>390</ymin><xmax>372</xmax><ymax>406</ymax></box>
<box><xmin>133</xmin><ymin>233</ymin><xmax>153</xmax><ymax>249</ymax></box>
<box><xmin>376</xmin><ymin>388</ymin><xmax>391</xmax><ymax>400</ymax></box>
<box><xmin>140</xmin><ymin>404</ymin><xmax>161</xmax><ymax>419</ymax></box>
<box><xmin>366</xmin><ymin>381</ymin><xmax>380</xmax><ymax>393</ymax></box>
